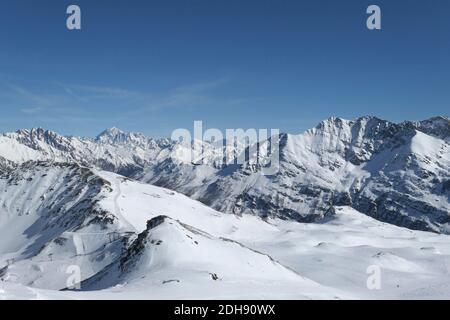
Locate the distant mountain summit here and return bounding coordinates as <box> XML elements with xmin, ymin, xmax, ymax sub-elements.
<box><xmin>96</xmin><ymin>127</ymin><xmax>128</xmax><ymax>143</ymax></box>
<box><xmin>95</xmin><ymin>127</ymin><xmax>151</xmax><ymax>146</ymax></box>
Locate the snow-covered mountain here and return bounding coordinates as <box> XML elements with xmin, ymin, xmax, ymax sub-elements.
<box><xmin>0</xmin><ymin>127</ymin><xmax>170</xmax><ymax>176</ymax></box>
<box><xmin>0</xmin><ymin>162</ymin><xmax>344</xmax><ymax>299</ymax></box>
<box><xmin>175</xmin><ymin>116</ymin><xmax>450</xmax><ymax>233</ymax></box>
<box><xmin>1</xmin><ymin>161</ymin><xmax>450</xmax><ymax>299</ymax></box>
<box><xmin>0</xmin><ymin>116</ymin><xmax>449</xmax><ymax>234</ymax></box>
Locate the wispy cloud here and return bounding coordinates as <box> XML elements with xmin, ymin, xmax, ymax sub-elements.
<box><xmin>57</xmin><ymin>76</ymin><xmax>235</xmax><ymax>112</ymax></box>
<box><xmin>20</xmin><ymin>107</ymin><xmax>43</xmax><ymax>114</ymax></box>
<box><xmin>1</xmin><ymin>74</ymin><xmax>234</xmax><ymax>110</ymax></box>
<box><xmin>58</xmin><ymin>84</ymin><xmax>141</xmax><ymax>101</ymax></box>
<box><xmin>6</xmin><ymin>84</ymin><xmax>55</xmax><ymax>107</ymax></box>
<box><xmin>139</xmin><ymin>76</ymin><xmax>232</xmax><ymax>111</ymax></box>
<box><xmin>0</xmin><ymin>76</ymin><xmax>247</xmax><ymax>131</ymax></box>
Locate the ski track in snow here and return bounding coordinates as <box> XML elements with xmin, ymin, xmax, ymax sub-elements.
<box><xmin>111</xmin><ymin>177</ymin><xmax>137</xmax><ymax>233</ymax></box>
<box><xmin>72</xmin><ymin>234</ymin><xmax>85</xmax><ymax>256</ymax></box>
<box><xmin>113</xmin><ymin>179</ymin><xmax>122</xmax><ymax>220</ymax></box>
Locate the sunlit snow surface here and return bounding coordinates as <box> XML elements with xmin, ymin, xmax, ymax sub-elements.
<box><xmin>1</xmin><ymin>170</ymin><xmax>450</xmax><ymax>300</ymax></box>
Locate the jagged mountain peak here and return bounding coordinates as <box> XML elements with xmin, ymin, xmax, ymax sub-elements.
<box><xmin>303</xmin><ymin>116</ymin><xmax>395</xmax><ymax>155</ymax></box>
<box><xmin>2</xmin><ymin>127</ymin><xmax>75</xmax><ymax>155</ymax></box>
<box><xmin>95</xmin><ymin>127</ymin><xmax>161</xmax><ymax>147</ymax></box>
<box><xmin>12</xmin><ymin>127</ymin><xmax>62</xmax><ymax>138</ymax></box>
<box><xmin>318</xmin><ymin>115</ymin><xmax>381</xmax><ymax>124</ymax></box>
<box><xmin>96</xmin><ymin>127</ymin><xmax>129</xmax><ymax>143</ymax></box>
<box><xmin>421</xmin><ymin>115</ymin><xmax>449</xmax><ymax>123</ymax></box>
<box><xmin>415</xmin><ymin>116</ymin><xmax>450</xmax><ymax>139</ymax></box>
<box><xmin>315</xmin><ymin>116</ymin><xmax>350</xmax><ymax>129</ymax></box>
<box><xmin>313</xmin><ymin>115</ymin><xmax>391</xmax><ymax>134</ymax></box>
<box><xmin>97</xmin><ymin>127</ymin><xmax>124</xmax><ymax>136</ymax></box>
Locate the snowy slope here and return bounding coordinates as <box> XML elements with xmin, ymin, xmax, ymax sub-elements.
<box><xmin>77</xmin><ymin>215</ymin><xmax>340</xmax><ymax>300</ymax></box>
<box><xmin>93</xmin><ymin>173</ymin><xmax>450</xmax><ymax>299</ymax></box>
<box><xmin>0</xmin><ymin>163</ymin><xmax>341</xmax><ymax>299</ymax></box>
<box><xmin>0</xmin><ymin>164</ymin><xmax>450</xmax><ymax>299</ymax></box>
<box><xmin>0</xmin><ymin>136</ymin><xmax>44</xmax><ymax>163</ymax></box>
<box><xmin>0</xmin><ymin>163</ymin><xmax>131</xmax><ymax>290</ymax></box>
<box><xmin>354</xmin><ymin>130</ymin><xmax>450</xmax><ymax>233</ymax></box>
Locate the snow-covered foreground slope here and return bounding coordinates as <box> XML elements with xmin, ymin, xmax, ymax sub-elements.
<box><xmin>76</xmin><ymin>215</ymin><xmax>337</xmax><ymax>300</ymax></box>
<box><xmin>0</xmin><ymin>164</ymin><xmax>341</xmax><ymax>299</ymax></box>
<box><xmin>1</xmin><ymin>164</ymin><xmax>450</xmax><ymax>299</ymax></box>
<box><xmin>0</xmin><ymin>163</ymin><xmax>128</xmax><ymax>290</ymax></box>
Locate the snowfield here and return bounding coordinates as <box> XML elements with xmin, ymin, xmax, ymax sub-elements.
<box><xmin>1</xmin><ymin>166</ymin><xmax>450</xmax><ymax>300</ymax></box>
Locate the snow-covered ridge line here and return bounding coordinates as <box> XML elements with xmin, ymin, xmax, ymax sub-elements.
<box><xmin>2</xmin><ymin>115</ymin><xmax>449</xmax><ymax>141</ymax></box>
<box><xmin>0</xmin><ymin>115</ymin><xmax>448</xmax><ymax>173</ymax></box>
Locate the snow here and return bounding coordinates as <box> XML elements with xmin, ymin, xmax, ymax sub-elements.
<box><xmin>1</xmin><ymin>117</ymin><xmax>448</xmax><ymax>233</ymax></box>
<box><xmin>1</xmin><ymin>166</ymin><xmax>450</xmax><ymax>299</ymax></box>
<box><xmin>0</xmin><ymin>136</ymin><xmax>43</xmax><ymax>163</ymax></box>
<box><xmin>0</xmin><ymin>115</ymin><xmax>449</xmax><ymax>299</ymax></box>
<box><xmin>409</xmin><ymin>130</ymin><xmax>446</xmax><ymax>157</ymax></box>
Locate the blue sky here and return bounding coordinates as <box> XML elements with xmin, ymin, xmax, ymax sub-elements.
<box><xmin>0</xmin><ymin>0</ymin><xmax>449</xmax><ymax>137</ymax></box>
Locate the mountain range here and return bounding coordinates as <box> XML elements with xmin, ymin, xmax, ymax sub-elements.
<box><xmin>1</xmin><ymin>116</ymin><xmax>449</xmax><ymax>233</ymax></box>
<box><xmin>0</xmin><ymin>115</ymin><xmax>449</xmax><ymax>299</ymax></box>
